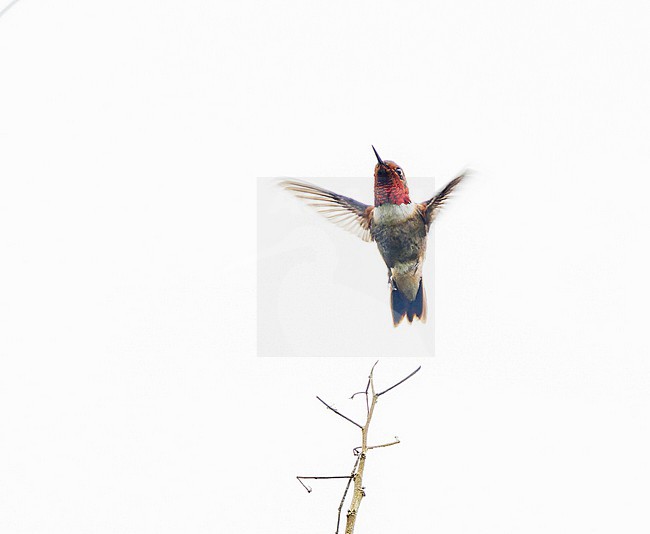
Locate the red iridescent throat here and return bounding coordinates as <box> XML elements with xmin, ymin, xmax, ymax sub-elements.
<box><xmin>374</xmin><ymin>180</ymin><xmax>411</xmax><ymax>206</ymax></box>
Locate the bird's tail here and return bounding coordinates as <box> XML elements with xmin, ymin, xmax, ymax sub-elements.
<box><xmin>390</xmin><ymin>279</ymin><xmax>427</xmax><ymax>326</ymax></box>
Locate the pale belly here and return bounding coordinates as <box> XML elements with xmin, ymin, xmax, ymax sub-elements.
<box><xmin>371</xmin><ymin>203</ymin><xmax>428</xmax><ymax>270</ymax></box>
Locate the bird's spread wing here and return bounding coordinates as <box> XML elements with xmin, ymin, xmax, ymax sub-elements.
<box><xmin>280</xmin><ymin>180</ymin><xmax>373</xmax><ymax>242</ymax></box>
<box><xmin>419</xmin><ymin>171</ymin><xmax>469</xmax><ymax>228</ymax></box>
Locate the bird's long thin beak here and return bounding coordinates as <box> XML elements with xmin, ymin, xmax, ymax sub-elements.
<box><xmin>372</xmin><ymin>145</ymin><xmax>385</xmax><ymax>167</ymax></box>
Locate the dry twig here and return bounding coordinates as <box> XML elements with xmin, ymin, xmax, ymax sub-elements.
<box><xmin>297</xmin><ymin>363</ymin><xmax>421</xmax><ymax>534</ymax></box>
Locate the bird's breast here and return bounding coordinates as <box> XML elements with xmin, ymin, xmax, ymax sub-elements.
<box><xmin>372</xmin><ymin>202</ymin><xmax>419</xmax><ymax>225</ymax></box>
<box><xmin>371</xmin><ymin>203</ymin><xmax>427</xmax><ymax>268</ymax></box>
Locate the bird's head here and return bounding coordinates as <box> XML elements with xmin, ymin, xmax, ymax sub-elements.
<box><xmin>372</xmin><ymin>146</ymin><xmax>410</xmax><ymax>206</ymax></box>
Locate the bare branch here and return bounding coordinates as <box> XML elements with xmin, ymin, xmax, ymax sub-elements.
<box><xmin>364</xmin><ymin>376</ymin><xmax>371</xmax><ymax>413</ymax></box>
<box><xmin>353</xmin><ymin>437</ymin><xmax>400</xmax><ymax>456</ymax></box>
<box><xmin>297</xmin><ymin>477</ymin><xmax>312</xmax><ymax>493</ymax></box>
<box><xmin>351</xmin><ymin>365</ymin><xmax>374</xmax><ymax>408</ymax></box>
<box><xmin>376</xmin><ymin>365</ymin><xmax>421</xmax><ymax>397</ymax></box>
<box><xmin>336</xmin><ymin>456</ymin><xmax>360</xmax><ymax>534</ymax></box>
<box><xmin>296</xmin><ymin>475</ymin><xmax>354</xmax><ymax>493</ymax></box>
<box><xmin>349</xmin><ymin>376</ymin><xmax>371</xmax><ymax>412</ymax></box>
<box><xmin>367</xmin><ymin>437</ymin><xmax>400</xmax><ymax>450</ymax></box>
<box><xmin>316</xmin><ymin>396</ymin><xmax>363</xmax><ymax>429</ymax></box>
<box><xmin>299</xmin><ymin>362</ymin><xmax>421</xmax><ymax>534</ymax></box>
<box><xmin>368</xmin><ymin>361</ymin><xmax>378</xmax><ymax>400</ymax></box>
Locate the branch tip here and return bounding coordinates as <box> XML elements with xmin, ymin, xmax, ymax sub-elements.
<box><xmin>316</xmin><ymin>396</ymin><xmax>363</xmax><ymax>429</ymax></box>
<box><xmin>376</xmin><ymin>365</ymin><xmax>421</xmax><ymax>397</ymax></box>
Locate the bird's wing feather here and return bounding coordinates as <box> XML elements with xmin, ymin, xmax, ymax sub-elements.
<box><xmin>419</xmin><ymin>171</ymin><xmax>469</xmax><ymax>228</ymax></box>
<box><xmin>280</xmin><ymin>180</ymin><xmax>373</xmax><ymax>242</ymax></box>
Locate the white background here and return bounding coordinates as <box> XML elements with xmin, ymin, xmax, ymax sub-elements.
<box><xmin>1</xmin><ymin>1</ymin><xmax>649</xmax><ymax>533</ymax></box>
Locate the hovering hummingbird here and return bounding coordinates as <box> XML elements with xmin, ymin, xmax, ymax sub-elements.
<box><xmin>281</xmin><ymin>147</ymin><xmax>467</xmax><ymax>326</ymax></box>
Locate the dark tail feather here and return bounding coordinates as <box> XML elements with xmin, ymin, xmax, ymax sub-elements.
<box><xmin>390</xmin><ymin>279</ymin><xmax>427</xmax><ymax>326</ymax></box>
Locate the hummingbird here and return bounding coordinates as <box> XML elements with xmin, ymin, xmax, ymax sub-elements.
<box><xmin>281</xmin><ymin>146</ymin><xmax>467</xmax><ymax>326</ymax></box>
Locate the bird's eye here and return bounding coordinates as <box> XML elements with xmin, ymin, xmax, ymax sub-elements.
<box><xmin>396</xmin><ymin>167</ymin><xmax>404</xmax><ymax>178</ymax></box>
